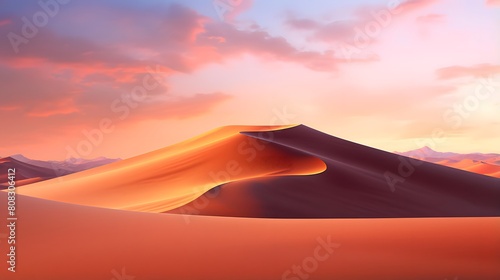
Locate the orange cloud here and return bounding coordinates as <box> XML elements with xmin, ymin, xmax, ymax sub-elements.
<box><xmin>436</xmin><ymin>64</ymin><xmax>500</xmax><ymax>79</ymax></box>
<box><xmin>27</xmin><ymin>98</ymin><xmax>79</xmax><ymax>117</ymax></box>
<box><xmin>396</xmin><ymin>0</ymin><xmax>439</xmax><ymax>11</ymax></box>
<box><xmin>0</xmin><ymin>105</ymin><xmax>20</xmax><ymax>111</ymax></box>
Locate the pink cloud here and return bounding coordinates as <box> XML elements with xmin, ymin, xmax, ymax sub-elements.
<box><xmin>285</xmin><ymin>16</ymin><xmax>362</xmax><ymax>44</ymax></box>
<box><xmin>200</xmin><ymin>22</ymin><xmax>347</xmax><ymax>71</ymax></box>
<box><xmin>436</xmin><ymin>64</ymin><xmax>500</xmax><ymax>79</ymax></box>
<box><xmin>285</xmin><ymin>18</ymin><xmax>319</xmax><ymax>30</ymax></box>
<box><xmin>486</xmin><ymin>0</ymin><xmax>500</xmax><ymax>7</ymax></box>
<box><xmin>0</xmin><ymin>105</ymin><xmax>20</xmax><ymax>111</ymax></box>
<box><xmin>214</xmin><ymin>0</ymin><xmax>254</xmax><ymax>22</ymax></box>
<box><xmin>0</xmin><ymin>19</ymin><xmax>11</xmax><ymax>27</ymax></box>
<box><xmin>286</xmin><ymin>0</ymin><xmax>440</xmax><ymax>45</ymax></box>
<box><xmin>416</xmin><ymin>13</ymin><xmax>446</xmax><ymax>23</ymax></box>
<box><xmin>396</xmin><ymin>0</ymin><xmax>439</xmax><ymax>11</ymax></box>
<box><xmin>27</xmin><ymin>98</ymin><xmax>79</xmax><ymax>117</ymax></box>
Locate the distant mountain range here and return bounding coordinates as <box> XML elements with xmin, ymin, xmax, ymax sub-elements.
<box><xmin>0</xmin><ymin>155</ymin><xmax>120</xmax><ymax>189</ymax></box>
<box><xmin>396</xmin><ymin>146</ymin><xmax>500</xmax><ymax>178</ymax></box>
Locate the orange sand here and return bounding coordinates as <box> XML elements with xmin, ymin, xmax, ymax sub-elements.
<box><xmin>0</xmin><ymin>192</ymin><xmax>499</xmax><ymax>280</ymax></box>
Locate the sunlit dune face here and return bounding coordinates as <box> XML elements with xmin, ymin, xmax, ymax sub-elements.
<box><xmin>16</xmin><ymin>125</ymin><xmax>325</xmax><ymax>212</ymax></box>
<box><xmin>464</xmin><ymin>162</ymin><xmax>500</xmax><ymax>178</ymax></box>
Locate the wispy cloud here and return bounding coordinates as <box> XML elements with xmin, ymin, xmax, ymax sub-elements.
<box><xmin>436</xmin><ymin>64</ymin><xmax>500</xmax><ymax>79</ymax></box>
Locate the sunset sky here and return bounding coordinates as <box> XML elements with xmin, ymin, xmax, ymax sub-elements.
<box><xmin>0</xmin><ymin>0</ymin><xmax>499</xmax><ymax>160</ymax></box>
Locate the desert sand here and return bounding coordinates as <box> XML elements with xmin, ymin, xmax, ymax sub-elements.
<box><xmin>0</xmin><ymin>191</ymin><xmax>499</xmax><ymax>280</ymax></box>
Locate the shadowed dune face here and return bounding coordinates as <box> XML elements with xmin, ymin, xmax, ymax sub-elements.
<box><xmin>16</xmin><ymin>125</ymin><xmax>326</xmax><ymax>212</ymax></box>
<box><xmin>168</xmin><ymin>125</ymin><xmax>500</xmax><ymax>218</ymax></box>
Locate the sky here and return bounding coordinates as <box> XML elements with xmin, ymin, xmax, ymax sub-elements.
<box><xmin>0</xmin><ymin>0</ymin><xmax>499</xmax><ymax>160</ymax></box>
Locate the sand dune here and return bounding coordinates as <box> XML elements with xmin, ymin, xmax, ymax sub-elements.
<box><xmin>464</xmin><ymin>161</ymin><xmax>500</xmax><ymax>177</ymax></box>
<box><xmin>432</xmin><ymin>159</ymin><xmax>500</xmax><ymax>178</ymax></box>
<box><xmin>0</xmin><ymin>155</ymin><xmax>120</xmax><ymax>188</ymax></box>
<box><xmin>17</xmin><ymin>125</ymin><xmax>500</xmax><ymax>218</ymax></box>
<box><xmin>10</xmin><ymin>154</ymin><xmax>120</xmax><ymax>174</ymax></box>
<box><xmin>0</xmin><ymin>157</ymin><xmax>58</xmax><ymax>188</ymax></box>
<box><xmin>0</xmin><ymin>191</ymin><xmax>499</xmax><ymax>280</ymax></box>
<box><xmin>17</xmin><ymin>125</ymin><xmax>326</xmax><ymax>212</ymax></box>
<box><xmin>169</xmin><ymin>125</ymin><xmax>500</xmax><ymax>218</ymax></box>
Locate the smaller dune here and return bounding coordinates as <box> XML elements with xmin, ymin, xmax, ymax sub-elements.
<box><xmin>0</xmin><ymin>157</ymin><xmax>57</xmax><ymax>189</ymax></box>
<box><xmin>464</xmin><ymin>161</ymin><xmax>500</xmax><ymax>178</ymax></box>
<box><xmin>398</xmin><ymin>147</ymin><xmax>500</xmax><ymax>178</ymax></box>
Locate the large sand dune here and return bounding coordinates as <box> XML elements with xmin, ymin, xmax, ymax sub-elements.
<box><xmin>17</xmin><ymin>125</ymin><xmax>326</xmax><ymax>212</ymax></box>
